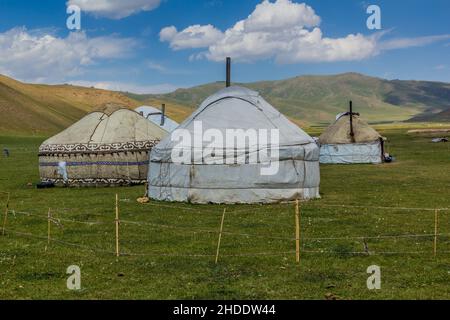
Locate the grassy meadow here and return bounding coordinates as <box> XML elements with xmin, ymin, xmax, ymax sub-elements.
<box><xmin>0</xmin><ymin>126</ymin><xmax>449</xmax><ymax>300</ymax></box>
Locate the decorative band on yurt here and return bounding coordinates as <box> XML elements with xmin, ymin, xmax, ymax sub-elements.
<box><xmin>39</xmin><ymin>161</ymin><xmax>149</xmax><ymax>167</ymax></box>
<box><xmin>38</xmin><ymin>140</ymin><xmax>160</xmax><ymax>155</ymax></box>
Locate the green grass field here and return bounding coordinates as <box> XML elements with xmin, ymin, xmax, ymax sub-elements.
<box><xmin>0</xmin><ymin>127</ymin><xmax>449</xmax><ymax>300</ymax></box>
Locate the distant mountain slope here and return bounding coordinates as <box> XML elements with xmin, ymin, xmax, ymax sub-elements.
<box><xmin>385</xmin><ymin>80</ymin><xmax>450</xmax><ymax>109</ymax></box>
<box><xmin>145</xmin><ymin>73</ymin><xmax>450</xmax><ymax>124</ymax></box>
<box><xmin>0</xmin><ymin>75</ymin><xmax>141</xmax><ymax>135</ymax></box>
<box><xmin>409</xmin><ymin>109</ymin><xmax>450</xmax><ymax>122</ymax></box>
<box><xmin>2</xmin><ymin>72</ymin><xmax>449</xmax><ymax>136</ymax></box>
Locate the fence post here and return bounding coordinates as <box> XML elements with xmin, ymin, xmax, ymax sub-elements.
<box><xmin>215</xmin><ymin>208</ymin><xmax>226</xmax><ymax>264</ymax></box>
<box><xmin>434</xmin><ymin>209</ymin><xmax>439</xmax><ymax>258</ymax></box>
<box><xmin>2</xmin><ymin>192</ymin><xmax>10</xmax><ymax>236</ymax></box>
<box><xmin>115</xmin><ymin>194</ymin><xmax>120</xmax><ymax>258</ymax></box>
<box><xmin>295</xmin><ymin>199</ymin><xmax>301</xmax><ymax>263</ymax></box>
<box><xmin>48</xmin><ymin>208</ymin><xmax>52</xmax><ymax>244</ymax></box>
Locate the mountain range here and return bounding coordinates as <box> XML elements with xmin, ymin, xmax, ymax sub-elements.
<box><xmin>140</xmin><ymin>73</ymin><xmax>450</xmax><ymax>125</ymax></box>
<box><xmin>0</xmin><ymin>73</ymin><xmax>449</xmax><ymax>136</ymax></box>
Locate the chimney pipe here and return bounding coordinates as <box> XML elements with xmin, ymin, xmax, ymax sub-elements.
<box><xmin>161</xmin><ymin>104</ymin><xmax>166</xmax><ymax>126</ymax></box>
<box><xmin>349</xmin><ymin>101</ymin><xmax>355</xmax><ymax>142</ymax></box>
<box><xmin>226</xmin><ymin>57</ymin><xmax>231</xmax><ymax>87</ymax></box>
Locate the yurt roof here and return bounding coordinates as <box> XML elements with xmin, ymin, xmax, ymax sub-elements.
<box><xmin>135</xmin><ymin>105</ymin><xmax>179</xmax><ymax>132</ymax></box>
<box><xmin>135</xmin><ymin>105</ymin><xmax>162</xmax><ymax>116</ymax></box>
<box><xmin>40</xmin><ymin>103</ymin><xmax>168</xmax><ymax>148</ymax></box>
<box><xmin>319</xmin><ymin>114</ymin><xmax>382</xmax><ymax>144</ymax></box>
<box><xmin>153</xmin><ymin>86</ymin><xmax>314</xmax><ymax>152</ymax></box>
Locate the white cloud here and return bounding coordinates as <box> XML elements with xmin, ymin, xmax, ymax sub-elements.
<box><xmin>69</xmin><ymin>80</ymin><xmax>179</xmax><ymax>94</ymax></box>
<box><xmin>159</xmin><ymin>26</ymin><xmax>178</xmax><ymax>42</ymax></box>
<box><xmin>275</xmin><ymin>29</ymin><xmax>379</xmax><ymax>63</ymax></box>
<box><xmin>160</xmin><ymin>0</ymin><xmax>450</xmax><ymax>64</ymax></box>
<box><xmin>243</xmin><ymin>0</ymin><xmax>320</xmax><ymax>32</ymax></box>
<box><xmin>378</xmin><ymin>35</ymin><xmax>450</xmax><ymax>50</ymax></box>
<box><xmin>160</xmin><ymin>25</ymin><xmax>224</xmax><ymax>50</ymax></box>
<box><xmin>144</xmin><ymin>60</ymin><xmax>191</xmax><ymax>75</ymax></box>
<box><xmin>67</xmin><ymin>0</ymin><xmax>161</xmax><ymax>19</ymax></box>
<box><xmin>434</xmin><ymin>65</ymin><xmax>447</xmax><ymax>71</ymax></box>
<box><xmin>0</xmin><ymin>27</ymin><xmax>138</xmax><ymax>83</ymax></box>
<box><xmin>146</xmin><ymin>61</ymin><xmax>167</xmax><ymax>73</ymax></box>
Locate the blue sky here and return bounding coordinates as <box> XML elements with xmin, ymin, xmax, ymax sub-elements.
<box><xmin>0</xmin><ymin>0</ymin><xmax>449</xmax><ymax>93</ymax></box>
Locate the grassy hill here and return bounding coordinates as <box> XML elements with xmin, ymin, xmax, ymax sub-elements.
<box><xmin>144</xmin><ymin>73</ymin><xmax>450</xmax><ymax>125</ymax></box>
<box><xmin>0</xmin><ymin>75</ymin><xmax>141</xmax><ymax>136</ymax></box>
<box><xmin>2</xmin><ymin>73</ymin><xmax>449</xmax><ymax>136</ymax></box>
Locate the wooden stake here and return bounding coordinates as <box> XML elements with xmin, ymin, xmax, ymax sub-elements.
<box><xmin>2</xmin><ymin>192</ymin><xmax>10</xmax><ymax>236</ymax></box>
<box><xmin>115</xmin><ymin>194</ymin><xmax>120</xmax><ymax>258</ymax></box>
<box><xmin>47</xmin><ymin>208</ymin><xmax>52</xmax><ymax>245</ymax></box>
<box><xmin>434</xmin><ymin>209</ymin><xmax>439</xmax><ymax>258</ymax></box>
<box><xmin>295</xmin><ymin>199</ymin><xmax>301</xmax><ymax>263</ymax></box>
<box><xmin>215</xmin><ymin>208</ymin><xmax>226</xmax><ymax>264</ymax></box>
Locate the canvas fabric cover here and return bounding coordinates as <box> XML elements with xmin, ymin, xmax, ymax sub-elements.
<box><xmin>319</xmin><ymin>141</ymin><xmax>382</xmax><ymax>164</ymax></box>
<box><xmin>148</xmin><ymin>86</ymin><xmax>320</xmax><ymax>204</ymax></box>
<box><xmin>318</xmin><ymin>114</ymin><xmax>383</xmax><ymax>164</ymax></box>
<box><xmin>39</xmin><ymin>104</ymin><xmax>168</xmax><ymax>186</ymax></box>
<box><xmin>135</xmin><ymin>106</ymin><xmax>179</xmax><ymax>132</ymax></box>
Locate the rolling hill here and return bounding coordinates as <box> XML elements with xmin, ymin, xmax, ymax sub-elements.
<box><xmin>0</xmin><ymin>74</ymin><xmax>196</xmax><ymax>136</ymax></box>
<box><xmin>0</xmin><ymin>74</ymin><xmax>142</xmax><ymax>136</ymax></box>
<box><xmin>143</xmin><ymin>73</ymin><xmax>450</xmax><ymax>125</ymax></box>
<box><xmin>1</xmin><ymin>72</ymin><xmax>449</xmax><ymax>136</ymax></box>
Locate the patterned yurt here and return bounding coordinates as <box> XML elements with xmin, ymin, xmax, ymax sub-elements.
<box><xmin>39</xmin><ymin>103</ymin><xmax>168</xmax><ymax>186</ymax></box>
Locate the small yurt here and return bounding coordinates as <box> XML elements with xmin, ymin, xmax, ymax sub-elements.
<box><xmin>39</xmin><ymin>103</ymin><xmax>168</xmax><ymax>186</ymax></box>
<box><xmin>319</xmin><ymin>102</ymin><xmax>385</xmax><ymax>164</ymax></box>
<box><xmin>135</xmin><ymin>105</ymin><xmax>179</xmax><ymax>132</ymax></box>
<box><xmin>148</xmin><ymin>86</ymin><xmax>320</xmax><ymax>204</ymax></box>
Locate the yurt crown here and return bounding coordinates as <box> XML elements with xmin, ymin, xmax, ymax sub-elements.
<box><xmin>161</xmin><ymin>104</ymin><xmax>166</xmax><ymax>126</ymax></box>
<box><xmin>348</xmin><ymin>100</ymin><xmax>360</xmax><ymax>141</ymax></box>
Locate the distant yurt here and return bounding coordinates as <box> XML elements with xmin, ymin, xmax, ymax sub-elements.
<box><xmin>319</xmin><ymin>102</ymin><xmax>385</xmax><ymax>164</ymax></box>
<box><xmin>135</xmin><ymin>105</ymin><xmax>179</xmax><ymax>132</ymax></box>
<box><xmin>148</xmin><ymin>86</ymin><xmax>320</xmax><ymax>204</ymax></box>
<box><xmin>39</xmin><ymin>103</ymin><xmax>168</xmax><ymax>186</ymax></box>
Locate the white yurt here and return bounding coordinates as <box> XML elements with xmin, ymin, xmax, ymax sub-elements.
<box><xmin>39</xmin><ymin>103</ymin><xmax>168</xmax><ymax>186</ymax></box>
<box><xmin>319</xmin><ymin>105</ymin><xmax>385</xmax><ymax>164</ymax></box>
<box><xmin>135</xmin><ymin>105</ymin><xmax>179</xmax><ymax>132</ymax></box>
<box><xmin>148</xmin><ymin>86</ymin><xmax>320</xmax><ymax>204</ymax></box>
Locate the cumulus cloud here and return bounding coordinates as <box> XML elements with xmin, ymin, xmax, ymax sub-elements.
<box><xmin>243</xmin><ymin>0</ymin><xmax>320</xmax><ymax>32</ymax></box>
<box><xmin>160</xmin><ymin>0</ymin><xmax>450</xmax><ymax>63</ymax></box>
<box><xmin>67</xmin><ymin>0</ymin><xmax>161</xmax><ymax>19</ymax></box>
<box><xmin>0</xmin><ymin>27</ymin><xmax>138</xmax><ymax>83</ymax></box>
<box><xmin>159</xmin><ymin>25</ymin><xmax>224</xmax><ymax>50</ymax></box>
<box><xmin>275</xmin><ymin>29</ymin><xmax>379</xmax><ymax>63</ymax></box>
<box><xmin>69</xmin><ymin>80</ymin><xmax>179</xmax><ymax>94</ymax></box>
